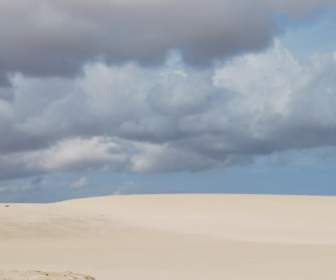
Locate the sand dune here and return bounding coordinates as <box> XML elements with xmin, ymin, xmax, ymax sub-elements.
<box><xmin>1</xmin><ymin>194</ymin><xmax>336</xmax><ymax>279</ymax></box>
<box><xmin>0</xmin><ymin>271</ymin><xmax>94</xmax><ymax>280</ymax></box>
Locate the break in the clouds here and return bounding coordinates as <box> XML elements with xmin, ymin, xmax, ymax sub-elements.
<box><xmin>1</xmin><ymin>40</ymin><xmax>336</xmax><ymax>179</ymax></box>
<box><xmin>0</xmin><ymin>0</ymin><xmax>335</xmax><ymax>83</ymax></box>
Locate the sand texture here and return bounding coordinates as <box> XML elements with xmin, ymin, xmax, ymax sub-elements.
<box><xmin>0</xmin><ymin>271</ymin><xmax>94</xmax><ymax>280</ymax></box>
<box><xmin>0</xmin><ymin>194</ymin><xmax>336</xmax><ymax>279</ymax></box>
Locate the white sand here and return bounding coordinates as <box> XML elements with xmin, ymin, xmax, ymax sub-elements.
<box><xmin>0</xmin><ymin>194</ymin><xmax>336</xmax><ymax>279</ymax></box>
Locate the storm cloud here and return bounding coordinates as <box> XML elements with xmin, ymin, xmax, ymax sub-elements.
<box><xmin>0</xmin><ymin>0</ymin><xmax>334</xmax><ymax>84</ymax></box>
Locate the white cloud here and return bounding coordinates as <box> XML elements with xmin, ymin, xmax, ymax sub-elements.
<box><xmin>35</xmin><ymin>137</ymin><xmax>130</xmax><ymax>172</ymax></box>
<box><xmin>130</xmin><ymin>143</ymin><xmax>219</xmax><ymax>173</ymax></box>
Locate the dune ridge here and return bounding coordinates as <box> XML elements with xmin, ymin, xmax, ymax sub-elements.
<box><xmin>1</xmin><ymin>194</ymin><xmax>336</xmax><ymax>280</ymax></box>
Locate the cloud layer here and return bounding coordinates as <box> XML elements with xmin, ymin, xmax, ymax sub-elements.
<box><xmin>1</xmin><ymin>0</ymin><xmax>336</xmax><ymax>184</ymax></box>
<box><xmin>1</xmin><ymin>41</ymin><xmax>336</xmax><ymax>179</ymax></box>
<box><xmin>0</xmin><ymin>0</ymin><xmax>334</xmax><ymax>83</ymax></box>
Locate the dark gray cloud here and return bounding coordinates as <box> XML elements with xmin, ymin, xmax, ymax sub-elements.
<box><xmin>0</xmin><ymin>0</ymin><xmax>333</xmax><ymax>83</ymax></box>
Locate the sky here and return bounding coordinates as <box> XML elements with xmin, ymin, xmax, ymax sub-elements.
<box><xmin>1</xmin><ymin>0</ymin><xmax>336</xmax><ymax>202</ymax></box>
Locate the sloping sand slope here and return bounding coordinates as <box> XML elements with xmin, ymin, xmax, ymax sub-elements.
<box><xmin>0</xmin><ymin>195</ymin><xmax>336</xmax><ymax>279</ymax></box>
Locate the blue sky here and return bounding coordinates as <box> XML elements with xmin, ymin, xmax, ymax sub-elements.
<box><xmin>280</xmin><ymin>10</ymin><xmax>336</xmax><ymax>57</ymax></box>
<box><xmin>1</xmin><ymin>2</ymin><xmax>336</xmax><ymax>202</ymax></box>
<box><xmin>3</xmin><ymin>147</ymin><xmax>336</xmax><ymax>203</ymax></box>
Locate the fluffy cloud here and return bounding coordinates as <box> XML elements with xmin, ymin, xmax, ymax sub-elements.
<box><xmin>35</xmin><ymin>137</ymin><xmax>130</xmax><ymax>172</ymax></box>
<box><xmin>1</xmin><ymin>41</ymin><xmax>336</xmax><ymax>180</ymax></box>
<box><xmin>0</xmin><ymin>0</ymin><xmax>334</xmax><ymax>84</ymax></box>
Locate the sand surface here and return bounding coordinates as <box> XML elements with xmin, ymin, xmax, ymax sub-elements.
<box><xmin>0</xmin><ymin>194</ymin><xmax>336</xmax><ymax>279</ymax></box>
<box><xmin>0</xmin><ymin>271</ymin><xmax>94</xmax><ymax>280</ymax></box>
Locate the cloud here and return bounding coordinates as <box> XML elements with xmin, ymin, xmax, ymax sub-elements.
<box><xmin>0</xmin><ymin>0</ymin><xmax>334</xmax><ymax>83</ymax></box>
<box><xmin>130</xmin><ymin>142</ymin><xmax>220</xmax><ymax>173</ymax></box>
<box><xmin>0</xmin><ymin>179</ymin><xmax>41</xmax><ymax>194</ymax></box>
<box><xmin>266</xmin><ymin>0</ymin><xmax>335</xmax><ymax>15</ymax></box>
<box><xmin>35</xmin><ymin>137</ymin><xmax>130</xmax><ymax>172</ymax></box>
<box><xmin>0</xmin><ymin>137</ymin><xmax>132</xmax><ymax>180</ymax></box>
<box><xmin>1</xmin><ymin>41</ymin><xmax>336</xmax><ymax>180</ymax></box>
<box><xmin>0</xmin><ymin>184</ymin><xmax>35</xmax><ymax>194</ymax></box>
<box><xmin>70</xmin><ymin>177</ymin><xmax>89</xmax><ymax>189</ymax></box>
